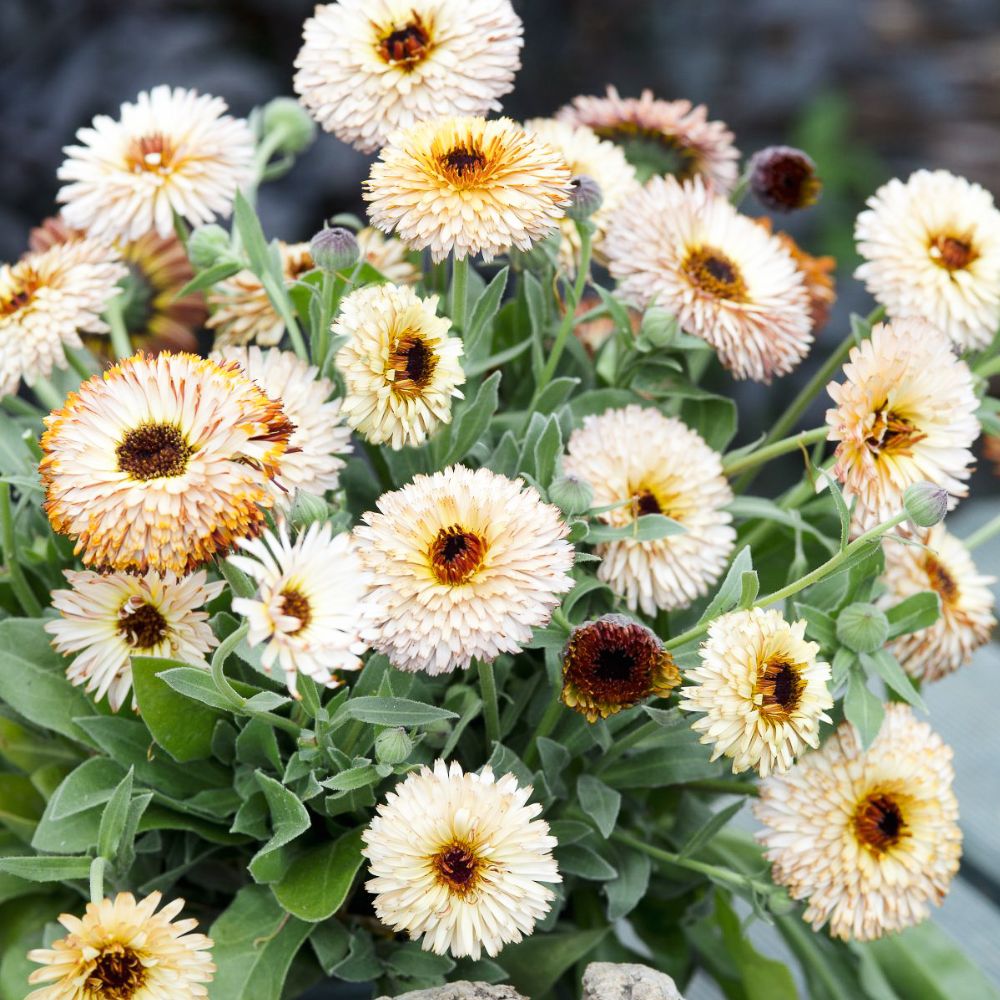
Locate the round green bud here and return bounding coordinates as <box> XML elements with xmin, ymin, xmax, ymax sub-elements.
<box><xmin>374</xmin><ymin>727</ymin><xmax>414</xmax><ymax>766</ymax></box>
<box><xmin>836</xmin><ymin>602</ymin><xmax>890</xmax><ymax>654</ymax></box>
<box><xmin>903</xmin><ymin>481</ymin><xmax>949</xmax><ymax>528</ymax></box>
<box><xmin>288</xmin><ymin>490</ymin><xmax>329</xmax><ymax>530</ymax></box>
<box><xmin>261</xmin><ymin>97</ymin><xmax>316</xmax><ymax>156</ymax></box>
<box><xmin>566</xmin><ymin>175</ymin><xmax>603</xmax><ymax>221</ymax></box>
<box><xmin>310</xmin><ymin>226</ymin><xmax>360</xmax><ymax>273</ymax></box>
<box><xmin>187</xmin><ymin>224</ymin><xmax>233</xmax><ymax>270</ymax></box>
<box><xmin>639</xmin><ymin>306</ymin><xmax>678</xmax><ymax>348</ymax></box>
<box><xmin>549</xmin><ymin>474</ymin><xmax>594</xmax><ymax>516</ymax></box>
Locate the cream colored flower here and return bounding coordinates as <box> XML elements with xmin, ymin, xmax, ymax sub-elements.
<box><xmin>605</xmin><ymin>175</ymin><xmax>813</xmax><ymax>381</ymax></box>
<box><xmin>357</xmin><ymin>226</ymin><xmax>419</xmax><ymax>284</ymax></box>
<box><xmin>294</xmin><ymin>0</ymin><xmax>523</xmax><ymax>154</ymax></box>
<box><xmin>41</xmin><ymin>352</ymin><xmax>293</xmax><ymax>575</ymax></box>
<box><xmin>524</xmin><ymin>118</ymin><xmax>639</xmax><ymax>271</ymax></box>
<box><xmin>0</xmin><ymin>239</ymin><xmax>126</xmax><ymax>397</ymax></box>
<box><xmin>333</xmin><ymin>283</ymin><xmax>465</xmax><ymax>449</ymax></box>
<box><xmin>363</xmin><ymin>760</ymin><xmax>560</xmax><ymax>959</ymax></box>
<box><xmin>45</xmin><ymin>569</ymin><xmax>222</xmax><ymax>712</ymax></box>
<box><xmin>230</xmin><ymin>523</ymin><xmax>367</xmax><ymax>697</ymax></box>
<box><xmin>881</xmin><ymin>525</ymin><xmax>995</xmax><ymax>682</ymax></box>
<box><xmin>681</xmin><ymin>608</ymin><xmax>833</xmax><ymax>777</ymax></box>
<box><xmin>27</xmin><ymin>891</ymin><xmax>214</xmax><ymax>1000</ymax></box>
<box><xmin>562</xmin><ymin>405</ymin><xmax>735</xmax><ymax>615</ymax></box>
<box><xmin>365</xmin><ymin>116</ymin><xmax>572</xmax><ymax>262</ymax></box>
<box><xmin>556</xmin><ymin>86</ymin><xmax>739</xmax><ymax>190</ymax></box>
<box><xmin>212</xmin><ymin>345</ymin><xmax>352</xmax><ymax>497</ymax></box>
<box><xmin>826</xmin><ymin>319</ymin><xmax>979</xmax><ymax>532</ymax></box>
<box><xmin>208</xmin><ymin>242</ymin><xmax>314</xmax><ymax>349</ymax></box>
<box><xmin>855</xmin><ymin>169</ymin><xmax>1000</xmax><ymax>350</ymax></box>
<box><xmin>754</xmin><ymin>704</ymin><xmax>962</xmax><ymax>941</ymax></box>
<box><xmin>58</xmin><ymin>85</ymin><xmax>254</xmax><ymax>241</ymax></box>
<box><xmin>354</xmin><ymin>465</ymin><xmax>574</xmax><ymax>674</ymax></box>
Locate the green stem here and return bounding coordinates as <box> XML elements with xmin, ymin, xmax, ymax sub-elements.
<box><xmin>89</xmin><ymin>856</ymin><xmax>107</xmax><ymax>905</ymax></box>
<box><xmin>722</xmin><ymin>427</ymin><xmax>827</xmax><ymax>477</ymax></box>
<box><xmin>973</xmin><ymin>354</ymin><xmax>1000</xmax><ymax>380</ymax></box>
<box><xmin>211</xmin><ymin>622</ymin><xmax>249</xmax><ymax>708</ymax></box>
<box><xmin>1</xmin><ymin>395</ymin><xmax>41</xmax><ymax>418</ymax></box>
<box><xmin>450</xmin><ymin>254</ymin><xmax>470</xmax><ymax>333</ymax></box>
<box><xmin>30</xmin><ymin>376</ymin><xmax>64</xmax><ymax>411</ymax></box>
<box><xmin>963</xmin><ymin>511</ymin><xmax>1000</xmax><ymax>551</ymax></box>
<box><xmin>362</xmin><ymin>440</ymin><xmax>393</xmax><ymax>493</ymax></box>
<box><xmin>682</xmin><ymin>779</ymin><xmax>760</xmax><ymax>797</ymax></box>
<box><xmin>65</xmin><ymin>349</ymin><xmax>95</xmax><ymax>382</ymax></box>
<box><xmin>314</xmin><ymin>271</ymin><xmax>337</xmax><ymax>371</ymax></box>
<box><xmin>283</xmin><ymin>311</ymin><xmax>309</xmax><ymax>363</ymax></box>
<box><xmin>104</xmin><ymin>293</ymin><xmax>133</xmax><ymax>360</ymax></box>
<box><xmin>0</xmin><ymin>484</ymin><xmax>42</xmax><ymax>617</ymax></box>
<box><xmin>523</xmin><ymin>698</ymin><xmax>563</xmax><ymax>768</ymax></box>
<box><xmin>598</xmin><ymin>719</ymin><xmax>661</xmax><ymax>769</ymax></box>
<box><xmin>776</xmin><ymin>914</ymin><xmax>855</xmax><ymax>1000</ymax></box>
<box><xmin>477</xmin><ymin>660</ymin><xmax>500</xmax><ymax>748</ymax></box>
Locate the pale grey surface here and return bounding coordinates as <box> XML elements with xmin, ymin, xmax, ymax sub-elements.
<box><xmin>375</xmin><ymin>985</ymin><xmax>527</xmax><ymax>1000</ymax></box>
<box><xmin>582</xmin><ymin>961</ymin><xmax>685</xmax><ymax>1000</ymax></box>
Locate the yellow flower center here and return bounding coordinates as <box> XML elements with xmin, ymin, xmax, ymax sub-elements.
<box><xmin>853</xmin><ymin>791</ymin><xmax>908</xmax><ymax>855</ymax></box>
<box><xmin>87</xmin><ymin>943</ymin><xmax>146</xmax><ymax>999</ymax></box>
<box><xmin>125</xmin><ymin>133</ymin><xmax>177</xmax><ymax>176</ymax></box>
<box><xmin>116</xmin><ymin>422</ymin><xmax>193</xmax><ymax>481</ymax></box>
<box><xmin>377</xmin><ymin>14</ymin><xmax>432</xmax><ymax>68</ymax></box>
<box><xmin>438</xmin><ymin>144</ymin><xmax>490</xmax><ymax>186</ymax></box>
<box><xmin>924</xmin><ymin>554</ymin><xmax>959</xmax><ymax>608</ymax></box>
<box><xmin>865</xmin><ymin>406</ymin><xmax>925</xmax><ymax>459</ymax></box>
<box><xmin>627</xmin><ymin>481</ymin><xmax>681</xmax><ymax>523</ymax></box>
<box><xmin>432</xmin><ymin>840</ymin><xmax>483</xmax><ymax>897</ymax></box>
<box><xmin>428</xmin><ymin>525</ymin><xmax>487</xmax><ymax>586</ymax></box>
<box><xmin>118</xmin><ymin>599</ymin><xmax>168</xmax><ymax>649</ymax></box>
<box><xmin>929</xmin><ymin>233</ymin><xmax>978</xmax><ymax>272</ymax></box>
<box><xmin>0</xmin><ymin>267</ymin><xmax>40</xmax><ymax>317</ymax></box>
<box><xmin>755</xmin><ymin>657</ymin><xmax>803</xmax><ymax>720</ymax></box>
<box><xmin>279</xmin><ymin>587</ymin><xmax>312</xmax><ymax>634</ymax></box>
<box><xmin>388</xmin><ymin>333</ymin><xmax>438</xmax><ymax>397</ymax></box>
<box><xmin>683</xmin><ymin>246</ymin><xmax>748</xmax><ymax>302</ymax></box>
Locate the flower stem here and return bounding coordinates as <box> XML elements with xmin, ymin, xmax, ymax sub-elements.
<box><xmin>523</xmin><ymin>698</ymin><xmax>563</xmax><ymax>768</ymax></box>
<box><xmin>973</xmin><ymin>353</ymin><xmax>1000</xmax><ymax>380</ymax></box>
<box><xmin>104</xmin><ymin>293</ymin><xmax>133</xmax><ymax>360</ymax></box>
<box><xmin>963</xmin><ymin>511</ymin><xmax>1000</xmax><ymax>551</ymax></box>
<box><xmin>450</xmin><ymin>254</ymin><xmax>470</xmax><ymax>333</ymax></box>
<box><xmin>362</xmin><ymin>440</ymin><xmax>393</xmax><ymax>493</ymax></box>
<box><xmin>89</xmin><ymin>856</ymin><xmax>107</xmax><ymax>905</ymax></box>
<box><xmin>597</xmin><ymin>719</ymin><xmax>661</xmax><ymax>769</ymax></box>
<box><xmin>65</xmin><ymin>349</ymin><xmax>95</xmax><ymax>382</ymax></box>
<box><xmin>210</xmin><ymin>621</ymin><xmax>249</xmax><ymax>708</ymax></box>
<box><xmin>722</xmin><ymin>426</ymin><xmax>827</xmax><ymax>477</ymax></box>
<box><xmin>30</xmin><ymin>376</ymin><xmax>64</xmax><ymax>411</ymax></box>
<box><xmin>0</xmin><ymin>484</ymin><xmax>42</xmax><ymax>617</ymax></box>
<box><xmin>477</xmin><ymin>659</ymin><xmax>500</xmax><ymax>748</ymax></box>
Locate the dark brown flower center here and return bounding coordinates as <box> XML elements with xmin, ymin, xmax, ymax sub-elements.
<box><xmin>854</xmin><ymin>792</ymin><xmax>908</xmax><ymax>854</ymax></box>
<box><xmin>389</xmin><ymin>333</ymin><xmax>437</xmax><ymax>396</ymax></box>
<box><xmin>634</xmin><ymin>489</ymin><xmax>662</xmax><ymax>516</ymax></box>
<box><xmin>683</xmin><ymin>247</ymin><xmax>748</xmax><ymax>301</ymax></box>
<box><xmin>439</xmin><ymin>145</ymin><xmax>488</xmax><ymax>184</ymax></box>
<box><xmin>924</xmin><ymin>554</ymin><xmax>959</xmax><ymax>606</ymax></box>
<box><xmin>280</xmin><ymin>587</ymin><xmax>311</xmax><ymax>634</ymax></box>
<box><xmin>755</xmin><ymin>658</ymin><xmax>803</xmax><ymax>720</ymax></box>
<box><xmin>432</xmin><ymin>841</ymin><xmax>482</xmax><ymax>896</ymax></box>
<box><xmin>865</xmin><ymin>406</ymin><xmax>925</xmax><ymax>458</ymax></box>
<box><xmin>118</xmin><ymin>600</ymin><xmax>168</xmax><ymax>649</ymax></box>
<box><xmin>0</xmin><ymin>268</ymin><xmax>40</xmax><ymax>317</ymax></box>
<box><xmin>116</xmin><ymin>422</ymin><xmax>193</xmax><ymax>481</ymax></box>
<box><xmin>378</xmin><ymin>15</ymin><xmax>431</xmax><ymax>67</ymax></box>
<box><xmin>88</xmin><ymin>943</ymin><xmax>146</xmax><ymax>999</ymax></box>
<box><xmin>125</xmin><ymin>133</ymin><xmax>177</xmax><ymax>175</ymax></box>
<box><xmin>429</xmin><ymin>525</ymin><xmax>487</xmax><ymax>586</ymax></box>
<box><xmin>929</xmin><ymin>233</ymin><xmax>977</xmax><ymax>272</ymax></box>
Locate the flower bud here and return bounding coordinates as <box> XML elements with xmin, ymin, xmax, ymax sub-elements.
<box><xmin>374</xmin><ymin>727</ymin><xmax>414</xmax><ymax>766</ymax></box>
<box><xmin>903</xmin><ymin>481</ymin><xmax>949</xmax><ymax>528</ymax></box>
<box><xmin>288</xmin><ymin>490</ymin><xmax>329</xmax><ymax>530</ymax></box>
<box><xmin>261</xmin><ymin>97</ymin><xmax>316</xmax><ymax>156</ymax></box>
<box><xmin>639</xmin><ymin>306</ymin><xmax>678</xmax><ymax>348</ymax></box>
<box><xmin>187</xmin><ymin>224</ymin><xmax>233</xmax><ymax>270</ymax></box>
<box><xmin>836</xmin><ymin>602</ymin><xmax>890</xmax><ymax>654</ymax></box>
<box><xmin>749</xmin><ymin>146</ymin><xmax>821</xmax><ymax>212</ymax></box>
<box><xmin>549</xmin><ymin>474</ymin><xmax>593</xmax><ymax>515</ymax></box>
<box><xmin>566</xmin><ymin>175</ymin><xmax>603</xmax><ymax>221</ymax></box>
<box><xmin>310</xmin><ymin>226</ymin><xmax>360</xmax><ymax>273</ymax></box>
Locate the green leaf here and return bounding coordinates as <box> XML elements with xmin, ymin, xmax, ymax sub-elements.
<box><xmin>604</xmin><ymin>845</ymin><xmax>651</xmax><ymax>921</ymax></box>
<box><xmin>0</xmin><ymin>775</ymin><xmax>45</xmax><ymax>842</ymax></box>
<box><xmin>174</xmin><ymin>259</ymin><xmax>242</xmax><ymax>300</ymax></box>
<box><xmin>465</xmin><ymin>266</ymin><xmax>509</xmax><ymax>359</ymax></box>
<box><xmin>233</xmin><ymin>190</ymin><xmax>273</xmax><ymax>279</ymax></box>
<box><xmin>844</xmin><ymin>669</ymin><xmax>885</xmax><ymax>748</ymax></box>
<box><xmin>0</xmin><ymin>856</ymin><xmax>92</xmax><ymax>882</ymax></box>
<box><xmin>576</xmin><ymin>775</ymin><xmax>620</xmax><ymax>839</ymax></box>
<box><xmin>586</xmin><ymin>514</ymin><xmax>684</xmax><ymax>543</ymax></box>
<box><xmin>502</xmin><ymin>927</ymin><xmax>609</xmax><ymax>997</ymax></box>
<box><xmin>791</xmin><ymin>602</ymin><xmax>837</xmax><ymax>648</ymax></box>
<box><xmin>159</xmin><ymin>667</ymin><xmax>241</xmax><ymax>711</ymax></box>
<box><xmin>885</xmin><ymin>591</ymin><xmax>941</xmax><ymax>639</ymax></box>
<box><xmin>860</xmin><ymin>649</ymin><xmax>926</xmax><ymax>710</ymax></box>
<box><xmin>322</xmin><ymin>764</ymin><xmax>380</xmax><ymax>793</ymax></box>
<box><xmin>330</xmin><ymin>930</ymin><xmax>382</xmax><ymax>982</ymax></box>
<box><xmin>342</xmin><ymin>697</ymin><xmax>457</xmax><ymax>727</ymax></box>
<box><xmin>715</xmin><ymin>891</ymin><xmax>798</xmax><ymax>1000</ymax></box>
<box><xmin>249</xmin><ymin>771</ymin><xmax>311</xmax><ymax>883</ymax></box>
<box><xmin>727</xmin><ymin>497</ymin><xmax>837</xmax><ymax>553</ymax></box>
<box><xmin>384</xmin><ymin>941</ymin><xmax>455</xmax><ymax>981</ymax></box>
<box><xmin>532</xmin><ymin>414</ymin><xmax>563</xmax><ymax>489</ymax></box>
<box><xmin>555</xmin><ymin>843</ymin><xmax>618</xmax><ymax>880</ymax></box>
<box><xmin>272</xmin><ymin>828</ymin><xmax>364</xmax><ymax>922</ymax></box>
<box><xmin>438</xmin><ymin>371</ymin><xmax>500</xmax><ymax>467</ymax></box>
<box><xmin>0</xmin><ymin>718</ymin><xmax>79</xmax><ymax>774</ymax></box>
<box><xmin>45</xmin><ymin>758</ymin><xmax>126</xmax><ymax>821</ymax></box>
<box><xmin>698</xmin><ymin>546</ymin><xmax>753</xmax><ymax>625</ymax></box>
<box><xmin>97</xmin><ymin>767</ymin><xmax>133</xmax><ymax>861</ymax></box>
<box><xmin>677</xmin><ymin>799</ymin><xmax>745</xmax><ymax>860</ymax></box>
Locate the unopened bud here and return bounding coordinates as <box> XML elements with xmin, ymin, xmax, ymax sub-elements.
<box><xmin>836</xmin><ymin>603</ymin><xmax>889</xmax><ymax>654</ymax></box>
<box><xmin>374</xmin><ymin>727</ymin><xmax>413</xmax><ymax>766</ymax></box>
<box><xmin>261</xmin><ymin>97</ymin><xmax>316</xmax><ymax>156</ymax></box>
<box><xmin>639</xmin><ymin>306</ymin><xmax>678</xmax><ymax>348</ymax></box>
<box><xmin>187</xmin><ymin>224</ymin><xmax>233</xmax><ymax>270</ymax></box>
<box><xmin>310</xmin><ymin>226</ymin><xmax>360</xmax><ymax>273</ymax></box>
<box><xmin>749</xmin><ymin>146</ymin><xmax>821</xmax><ymax>212</ymax></box>
<box><xmin>288</xmin><ymin>490</ymin><xmax>329</xmax><ymax>530</ymax></box>
<box><xmin>566</xmin><ymin>175</ymin><xmax>603</xmax><ymax>221</ymax></box>
<box><xmin>549</xmin><ymin>474</ymin><xmax>593</xmax><ymax>515</ymax></box>
<box><xmin>903</xmin><ymin>481</ymin><xmax>949</xmax><ymax>528</ymax></box>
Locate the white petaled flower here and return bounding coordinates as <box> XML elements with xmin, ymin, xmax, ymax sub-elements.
<box><xmin>556</xmin><ymin>86</ymin><xmax>740</xmax><ymax>190</ymax></box>
<box><xmin>40</xmin><ymin>352</ymin><xmax>293</xmax><ymax>575</ymax></box>
<box><xmin>45</xmin><ymin>569</ymin><xmax>222</xmax><ymax>712</ymax></box>
<box><xmin>0</xmin><ymin>239</ymin><xmax>126</xmax><ymax>398</ymax></box>
<box><xmin>880</xmin><ymin>525</ymin><xmax>996</xmax><ymax>682</ymax></box>
<box><xmin>364</xmin><ymin>115</ymin><xmax>572</xmax><ymax>263</ymax></box>
<box><xmin>57</xmin><ymin>85</ymin><xmax>254</xmax><ymax>242</ymax></box>
<box><xmin>681</xmin><ymin>608</ymin><xmax>833</xmax><ymax>777</ymax></box>
<box><xmin>230</xmin><ymin>523</ymin><xmax>368</xmax><ymax>696</ymax></box>
<box><xmin>855</xmin><ymin>169</ymin><xmax>1000</xmax><ymax>350</ymax></box>
<box><xmin>363</xmin><ymin>760</ymin><xmax>560</xmax><ymax>959</ymax></box>
<box><xmin>353</xmin><ymin>465</ymin><xmax>575</xmax><ymax>674</ymax></box>
<box><xmin>27</xmin><ymin>891</ymin><xmax>214</xmax><ymax>1000</ymax></box>
<box><xmin>562</xmin><ymin>405</ymin><xmax>735</xmax><ymax>615</ymax></box>
<box><xmin>333</xmin><ymin>283</ymin><xmax>465</xmax><ymax>449</ymax></box>
<box><xmin>754</xmin><ymin>704</ymin><xmax>962</xmax><ymax>941</ymax></box>
<box><xmin>293</xmin><ymin>0</ymin><xmax>523</xmax><ymax>154</ymax></box>
<box><xmin>523</xmin><ymin>118</ymin><xmax>639</xmax><ymax>272</ymax></box>
<box><xmin>826</xmin><ymin>319</ymin><xmax>979</xmax><ymax>533</ymax></box>
<box><xmin>604</xmin><ymin>175</ymin><xmax>813</xmax><ymax>381</ymax></box>
<box><xmin>212</xmin><ymin>345</ymin><xmax>352</xmax><ymax>498</ymax></box>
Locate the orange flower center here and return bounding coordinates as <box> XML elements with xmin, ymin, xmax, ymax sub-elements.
<box><xmin>438</xmin><ymin>144</ymin><xmax>489</xmax><ymax>185</ymax></box>
<box><xmin>389</xmin><ymin>333</ymin><xmax>437</xmax><ymax>396</ymax></box>
<box><xmin>755</xmin><ymin>657</ymin><xmax>803</xmax><ymax>720</ymax></box>
<box><xmin>125</xmin><ymin>133</ymin><xmax>178</xmax><ymax>176</ymax></box>
<box><xmin>866</xmin><ymin>407</ymin><xmax>925</xmax><ymax>458</ymax></box>
<box><xmin>428</xmin><ymin>525</ymin><xmax>487</xmax><ymax>586</ymax></box>
<box><xmin>0</xmin><ymin>267</ymin><xmax>40</xmax><ymax>317</ymax></box>
<box><xmin>377</xmin><ymin>15</ymin><xmax>431</xmax><ymax>68</ymax></box>
<box><xmin>116</xmin><ymin>422</ymin><xmax>193</xmax><ymax>481</ymax></box>
<box><xmin>924</xmin><ymin>554</ymin><xmax>959</xmax><ymax>607</ymax></box>
<box><xmin>929</xmin><ymin>233</ymin><xmax>977</xmax><ymax>272</ymax></box>
<box><xmin>683</xmin><ymin>246</ymin><xmax>748</xmax><ymax>301</ymax></box>
<box><xmin>432</xmin><ymin>841</ymin><xmax>482</xmax><ymax>896</ymax></box>
<box><xmin>280</xmin><ymin>587</ymin><xmax>312</xmax><ymax>634</ymax></box>
<box><xmin>118</xmin><ymin>600</ymin><xmax>168</xmax><ymax>649</ymax></box>
<box><xmin>87</xmin><ymin>943</ymin><xmax>146</xmax><ymax>999</ymax></box>
<box><xmin>853</xmin><ymin>792</ymin><xmax>908</xmax><ymax>854</ymax></box>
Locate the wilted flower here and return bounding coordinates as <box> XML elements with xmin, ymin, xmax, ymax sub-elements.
<box><xmin>749</xmin><ymin>145</ymin><xmax>821</xmax><ymax>212</ymax></box>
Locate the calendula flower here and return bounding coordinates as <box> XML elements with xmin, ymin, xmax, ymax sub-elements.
<box><xmin>212</xmin><ymin>345</ymin><xmax>352</xmax><ymax>497</ymax></box>
<box><xmin>29</xmin><ymin>215</ymin><xmax>205</xmax><ymax>356</ymax></box>
<box><xmin>333</xmin><ymin>283</ymin><xmax>465</xmax><ymax>449</ymax></box>
<box><xmin>562</xmin><ymin>405</ymin><xmax>735</xmax><ymax>615</ymax></box>
<box><xmin>208</xmin><ymin>242</ymin><xmax>315</xmax><ymax>349</ymax></box>
<box><xmin>365</xmin><ymin>116</ymin><xmax>572</xmax><ymax>262</ymax></box>
<box><xmin>556</xmin><ymin>86</ymin><xmax>739</xmax><ymax>189</ymax></box>
<box><xmin>826</xmin><ymin>319</ymin><xmax>979</xmax><ymax>532</ymax></box>
<box><xmin>855</xmin><ymin>169</ymin><xmax>1000</xmax><ymax>350</ymax></box>
<box><xmin>357</xmin><ymin>226</ymin><xmax>419</xmax><ymax>284</ymax></box>
<box><xmin>754</xmin><ymin>704</ymin><xmax>962</xmax><ymax>941</ymax></box>
<box><xmin>41</xmin><ymin>352</ymin><xmax>293</xmax><ymax>575</ymax></box>
<box><xmin>230</xmin><ymin>523</ymin><xmax>367</xmax><ymax>696</ymax></box>
<box><xmin>881</xmin><ymin>526</ymin><xmax>995</xmax><ymax>682</ymax></box>
<box><xmin>57</xmin><ymin>85</ymin><xmax>254</xmax><ymax>241</ymax></box>
<box><xmin>294</xmin><ymin>0</ymin><xmax>523</xmax><ymax>154</ymax></box>
<box><xmin>45</xmin><ymin>569</ymin><xmax>222</xmax><ymax>712</ymax></box>
<box><xmin>605</xmin><ymin>175</ymin><xmax>813</xmax><ymax>381</ymax></box>
<box><xmin>363</xmin><ymin>760</ymin><xmax>560</xmax><ymax>959</ymax></box>
<box><xmin>681</xmin><ymin>608</ymin><xmax>833</xmax><ymax>777</ymax></box>
<box><xmin>354</xmin><ymin>465</ymin><xmax>574</xmax><ymax>674</ymax></box>
<box><xmin>524</xmin><ymin>118</ymin><xmax>638</xmax><ymax>271</ymax></box>
<box><xmin>561</xmin><ymin>614</ymin><xmax>680</xmax><ymax>722</ymax></box>
<box><xmin>0</xmin><ymin>238</ymin><xmax>126</xmax><ymax>397</ymax></box>
<box><xmin>27</xmin><ymin>891</ymin><xmax>214</xmax><ymax>999</ymax></box>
